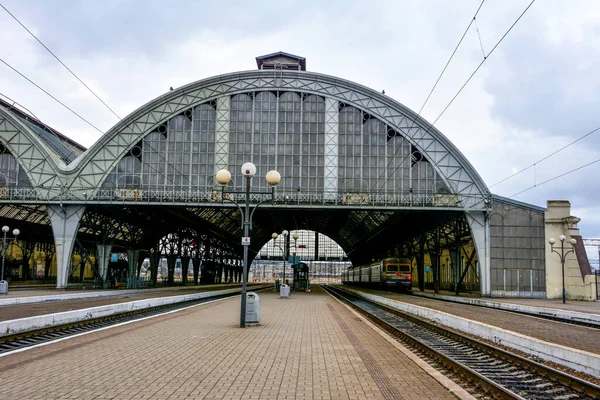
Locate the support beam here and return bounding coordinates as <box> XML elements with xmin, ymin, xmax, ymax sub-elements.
<box><xmin>48</xmin><ymin>205</ymin><xmax>86</xmax><ymax>289</ymax></box>
<box><xmin>127</xmin><ymin>249</ymin><xmax>141</xmax><ymax>288</ymax></box>
<box><xmin>96</xmin><ymin>243</ymin><xmax>113</xmax><ymax>286</ymax></box>
<box><xmin>466</xmin><ymin>211</ymin><xmax>490</xmax><ymax>296</ymax></box>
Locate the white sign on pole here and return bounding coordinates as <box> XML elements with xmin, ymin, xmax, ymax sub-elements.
<box><xmin>242</xmin><ymin>237</ymin><xmax>251</xmax><ymax>246</ymax></box>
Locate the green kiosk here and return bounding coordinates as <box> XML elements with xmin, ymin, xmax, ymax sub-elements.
<box><xmin>292</xmin><ymin>261</ymin><xmax>310</xmax><ymax>291</ymax></box>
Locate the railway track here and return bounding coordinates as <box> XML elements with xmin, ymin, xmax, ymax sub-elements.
<box><xmin>0</xmin><ymin>289</ymin><xmax>260</xmax><ymax>355</ymax></box>
<box><xmin>323</xmin><ymin>285</ymin><xmax>600</xmax><ymax>400</ymax></box>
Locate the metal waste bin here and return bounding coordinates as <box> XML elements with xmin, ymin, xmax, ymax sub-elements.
<box><xmin>280</xmin><ymin>283</ymin><xmax>290</xmax><ymax>298</ymax></box>
<box><xmin>0</xmin><ymin>280</ymin><xmax>7</xmax><ymax>295</ymax></box>
<box><xmin>245</xmin><ymin>292</ymin><xmax>261</xmax><ymax>324</ymax></box>
<box><xmin>275</xmin><ymin>279</ymin><xmax>280</xmax><ymax>291</ymax></box>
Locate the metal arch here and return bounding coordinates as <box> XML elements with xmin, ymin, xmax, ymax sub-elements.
<box><xmin>69</xmin><ymin>70</ymin><xmax>490</xmax><ymax>198</ymax></box>
<box><xmin>0</xmin><ymin>106</ymin><xmax>64</xmax><ymax>191</ymax></box>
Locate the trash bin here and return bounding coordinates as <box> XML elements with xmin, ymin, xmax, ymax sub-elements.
<box><xmin>280</xmin><ymin>283</ymin><xmax>290</xmax><ymax>298</ymax></box>
<box><xmin>275</xmin><ymin>279</ymin><xmax>280</xmax><ymax>291</ymax></box>
<box><xmin>0</xmin><ymin>280</ymin><xmax>8</xmax><ymax>295</ymax></box>
<box><xmin>246</xmin><ymin>292</ymin><xmax>261</xmax><ymax>324</ymax></box>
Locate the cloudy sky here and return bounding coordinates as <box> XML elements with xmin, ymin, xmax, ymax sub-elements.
<box><xmin>1</xmin><ymin>1</ymin><xmax>599</xmax><ymax>249</ymax></box>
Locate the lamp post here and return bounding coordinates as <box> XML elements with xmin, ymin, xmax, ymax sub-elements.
<box><xmin>1</xmin><ymin>225</ymin><xmax>20</xmax><ymax>295</ymax></box>
<box><xmin>216</xmin><ymin>163</ymin><xmax>280</xmax><ymax>328</ymax></box>
<box><xmin>271</xmin><ymin>230</ymin><xmax>288</xmax><ymax>281</ymax></box>
<box><xmin>549</xmin><ymin>235</ymin><xmax>577</xmax><ymax>304</ymax></box>
<box><xmin>292</xmin><ymin>232</ymin><xmax>299</xmax><ymax>287</ymax></box>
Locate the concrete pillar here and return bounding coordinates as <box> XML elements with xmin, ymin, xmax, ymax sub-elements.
<box><xmin>136</xmin><ymin>251</ymin><xmax>147</xmax><ymax>278</ymax></box>
<box><xmin>466</xmin><ymin>211</ymin><xmax>490</xmax><ymax>296</ymax></box>
<box><xmin>417</xmin><ymin>238</ymin><xmax>425</xmax><ymax>292</ymax></box>
<box><xmin>544</xmin><ymin>200</ymin><xmax>594</xmax><ymax>300</ymax></box>
<box><xmin>96</xmin><ymin>244</ymin><xmax>113</xmax><ymax>285</ymax></box>
<box><xmin>192</xmin><ymin>257</ymin><xmax>201</xmax><ymax>284</ymax></box>
<box><xmin>48</xmin><ymin>205</ymin><xmax>86</xmax><ymax>289</ymax></box>
<box><xmin>149</xmin><ymin>250</ymin><xmax>159</xmax><ymax>286</ymax></box>
<box><xmin>180</xmin><ymin>256</ymin><xmax>190</xmax><ymax>285</ymax></box>
<box><xmin>127</xmin><ymin>249</ymin><xmax>140</xmax><ymax>288</ymax></box>
<box><xmin>166</xmin><ymin>254</ymin><xmax>177</xmax><ymax>285</ymax></box>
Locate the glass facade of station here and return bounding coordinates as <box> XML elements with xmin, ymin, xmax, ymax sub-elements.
<box><xmin>101</xmin><ymin>92</ymin><xmax>447</xmax><ymax>199</ymax></box>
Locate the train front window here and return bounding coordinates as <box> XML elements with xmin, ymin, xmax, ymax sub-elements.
<box><xmin>387</xmin><ymin>265</ymin><xmax>411</xmax><ymax>273</ymax></box>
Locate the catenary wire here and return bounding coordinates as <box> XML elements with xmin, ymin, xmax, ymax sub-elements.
<box><xmin>1</xmin><ymin>72</ymin><xmax>235</xmax><ymax>204</ymax></box>
<box><xmin>0</xmin><ymin>3</ymin><xmax>122</xmax><ymax>120</ymax></box>
<box><xmin>489</xmin><ymin>124</ymin><xmax>600</xmax><ymax>189</ymax></box>
<box><xmin>431</xmin><ymin>0</ymin><xmax>536</xmax><ymax>126</ymax></box>
<box><xmin>0</xmin><ymin>58</ymin><xmax>104</xmax><ymax>135</ymax></box>
<box><xmin>509</xmin><ymin>156</ymin><xmax>600</xmax><ymax>198</ymax></box>
<box><xmin>373</xmin><ymin>0</ymin><xmax>536</xmax><ymax>195</ymax></box>
<box><xmin>369</xmin><ymin>0</ymin><xmax>487</xmax><ymax>194</ymax></box>
<box><xmin>417</xmin><ymin>0</ymin><xmax>486</xmax><ymax>116</ymax></box>
<box><xmin>0</xmin><ymin>9</ymin><xmax>230</xmax><ymax>200</ymax></box>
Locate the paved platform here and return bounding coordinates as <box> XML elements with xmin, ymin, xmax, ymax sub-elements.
<box><xmin>352</xmin><ymin>287</ymin><xmax>600</xmax><ymax>355</ymax></box>
<box><xmin>0</xmin><ymin>286</ymin><xmax>471</xmax><ymax>400</ymax></box>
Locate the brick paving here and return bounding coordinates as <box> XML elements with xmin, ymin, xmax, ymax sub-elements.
<box><xmin>360</xmin><ymin>288</ymin><xmax>600</xmax><ymax>354</ymax></box>
<box><xmin>0</xmin><ymin>286</ymin><xmax>465</xmax><ymax>400</ymax></box>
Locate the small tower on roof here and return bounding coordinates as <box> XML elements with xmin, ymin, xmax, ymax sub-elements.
<box><xmin>256</xmin><ymin>51</ymin><xmax>306</xmax><ymax>71</ymax></box>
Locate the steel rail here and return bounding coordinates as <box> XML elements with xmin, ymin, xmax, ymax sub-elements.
<box><xmin>323</xmin><ymin>285</ymin><xmax>600</xmax><ymax>399</ymax></box>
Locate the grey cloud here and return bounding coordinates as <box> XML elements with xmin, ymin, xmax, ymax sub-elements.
<box><xmin>4</xmin><ymin>0</ymin><xmax>325</xmax><ymax>56</ymax></box>
<box><xmin>483</xmin><ymin>18</ymin><xmax>600</xmax><ymax>140</ymax></box>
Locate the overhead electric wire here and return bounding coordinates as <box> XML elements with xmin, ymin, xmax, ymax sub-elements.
<box><xmin>0</xmin><ymin>63</ymin><xmax>211</xmax><ymax>196</ymax></box>
<box><xmin>417</xmin><ymin>0</ymin><xmax>486</xmax><ymax>116</ymax></box>
<box><xmin>0</xmin><ymin>58</ymin><xmax>104</xmax><ymax>134</ymax></box>
<box><xmin>430</xmin><ymin>0</ymin><xmax>536</xmax><ymax>126</ymax></box>
<box><xmin>0</xmin><ymin>3</ymin><xmax>122</xmax><ymax>120</ymax></box>
<box><xmin>509</xmin><ymin>156</ymin><xmax>600</xmax><ymax>198</ymax></box>
<box><xmin>371</xmin><ymin>0</ymin><xmax>535</xmax><ymax>196</ymax></box>
<box><xmin>489</xmin><ymin>124</ymin><xmax>600</xmax><ymax>189</ymax></box>
<box><xmin>0</xmin><ymin>5</ymin><xmax>230</xmax><ymax>200</ymax></box>
<box><xmin>369</xmin><ymin>0</ymin><xmax>487</xmax><ymax>193</ymax></box>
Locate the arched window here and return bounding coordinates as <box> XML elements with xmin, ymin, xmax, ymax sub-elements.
<box><xmin>0</xmin><ymin>152</ymin><xmax>32</xmax><ymax>187</ymax></box>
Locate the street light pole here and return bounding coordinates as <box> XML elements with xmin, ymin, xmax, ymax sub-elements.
<box><xmin>216</xmin><ymin>163</ymin><xmax>280</xmax><ymax>328</ymax></box>
<box><xmin>271</xmin><ymin>230</ymin><xmax>288</xmax><ymax>282</ymax></box>
<box><xmin>292</xmin><ymin>232</ymin><xmax>299</xmax><ymax>288</ymax></box>
<box><xmin>241</xmin><ymin>173</ymin><xmax>251</xmax><ymax>327</ymax></box>
<box><xmin>1</xmin><ymin>225</ymin><xmax>21</xmax><ymax>295</ymax></box>
<box><xmin>549</xmin><ymin>235</ymin><xmax>577</xmax><ymax>304</ymax></box>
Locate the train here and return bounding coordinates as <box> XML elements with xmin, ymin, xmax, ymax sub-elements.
<box><xmin>341</xmin><ymin>257</ymin><xmax>413</xmax><ymax>291</ymax></box>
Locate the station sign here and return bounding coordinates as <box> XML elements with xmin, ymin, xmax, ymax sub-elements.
<box><xmin>242</xmin><ymin>237</ymin><xmax>251</xmax><ymax>246</ymax></box>
<box><xmin>110</xmin><ymin>253</ymin><xmax>119</xmax><ymax>262</ymax></box>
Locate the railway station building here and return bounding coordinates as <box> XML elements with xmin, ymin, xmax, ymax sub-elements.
<box><xmin>0</xmin><ymin>52</ymin><xmax>596</xmax><ymax>299</ymax></box>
